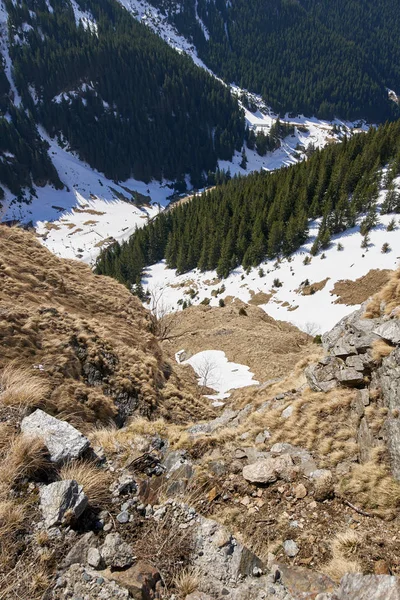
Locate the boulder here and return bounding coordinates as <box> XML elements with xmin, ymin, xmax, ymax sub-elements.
<box><xmin>40</xmin><ymin>480</ymin><xmax>87</xmax><ymax>528</ymax></box>
<box><xmin>101</xmin><ymin>561</ymin><xmax>161</xmax><ymax>600</ymax></box>
<box><xmin>21</xmin><ymin>409</ymin><xmax>90</xmax><ymax>464</ymax></box>
<box><xmin>305</xmin><ymin>357</ymin><xmax>341</xmax><ymax>393</ymax></box>
<box><xmin>242</xmin><ymin>454</ymin><xmax>294</xmax><ymax>484</ymax></box>
<box><xmin>87</xmin><ymin>547</ymin><xmax>103</xmax><ymax>569</ymax></box>
<box><xmin>373</xmin><ymin>321</ymin><xmax>400</xmax><ymax>345</ymax></box>
<box><xmin>332</xmin><ymin>574</ymin><xmax>400</xmax><ymax>600</ymax></box>
<box><xmin>337</xmin><ymin>368</ymin><xmax>364</xmax><ymax>387</ymax></box>
<box><xmin>101</xmin><ymin>533</ymin><xmax>134</xmax><ymax>569</ymax></box>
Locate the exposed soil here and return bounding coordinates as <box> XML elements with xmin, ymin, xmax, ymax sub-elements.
<box><xmin>296</xmin><ymin>278</ymin><xmax>330</xmax><ymax>296</ymax></box>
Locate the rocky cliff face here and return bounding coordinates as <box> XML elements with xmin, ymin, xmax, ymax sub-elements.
<box><xmin>306</xmin><ymin>272</ymin><xmax>400</xmax><ymax>480</ymax></box>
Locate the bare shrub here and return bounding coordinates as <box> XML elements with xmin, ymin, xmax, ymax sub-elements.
<box><xmin>147</xmin><ymin>285</ymin><xmax>179</xmax><ymax>340</ymax></box>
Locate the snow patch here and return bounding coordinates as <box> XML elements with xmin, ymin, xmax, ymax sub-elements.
<box><xmin>176</xmin><ymin>349</ymin><xmax>259</xmax><ymax>403</ymax></box>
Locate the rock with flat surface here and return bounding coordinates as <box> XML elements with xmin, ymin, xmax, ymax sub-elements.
<box><xmin>101</xmin><ymin>561</ymin><xmax>161</xmax><ymax>600</ymax></box>
<box><xmin>61</xmin><ymin>532</ymin><xmax>97</xmax><ymax>568</ymax></box>
<box><xmin>332</xmin><ymin>574</ymin><xmax>400</xmax><ymax>600</ymax></box>
<box><xmin>101</xmin><ymin>533</ymin><xmax>134</xmax><ymax>569</ymax></box>
<box><xmin>21</xmin><ymin>409</ymin><xmax>90</xmax><ymax>464</ymax></box>
<box><xmin>337</xmin><ymin>368</ymin><xmax>364</xmax><ymax>386</ymax></box>
<box><xmin>374</xmin><ymin>321</ymin><xmax>400</xmax><ymax>345</ymax></box>
<box><xmin>278</xmin><ymin>563</ymin><xmax>336</xmax><ymax>599</ymax></box>
<box><xmin>305</xmin><ymin>358</ymin><xmax>341</xmax><ymax>393</ymax></box>
<box><xmin>40</xmin><ymin>480</ymin><xmax>87</xmax><ymax>528</ymax></box>
<box><xmin>242</xmin><ymin>454</ymin><xmax>294</xmax><ymax>484</ymax></box>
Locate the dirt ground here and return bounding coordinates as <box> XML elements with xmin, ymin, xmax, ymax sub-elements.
<box><xmin>331</xmin><ymin>269</ymin><xmax>391</xmax><ymax>305</ymax></box>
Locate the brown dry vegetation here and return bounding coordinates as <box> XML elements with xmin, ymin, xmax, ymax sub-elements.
<box><xmin>297</xmin><ymin>277</ymin><xmax>330</xmax><ymax>296</ymax></box>
<box><xmin>0</xmin><ymin>225</ymin><xmax>211</xmax><ymax>428</ymax></box>
<box><xmin>364</xmin><ymin>268</ymin><xmax>400</xmax><ymax>318</ymax></box>
<box><xmin>332</xmin><ymin>269</ymin><xmax>391</xmax><ymax>306</ymax></box>
<box><xmin>161</xmin><ymin>300</ymin><xmax>314</xmax><ymax>382</ymax></box>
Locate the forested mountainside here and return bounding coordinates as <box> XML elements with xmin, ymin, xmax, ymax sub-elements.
<box><xmin>0</xmin><ymin>0</ymin><xmax>243</xmax><ymax>198</ymax></box>
<box><xmin>95</xmin><ymin>120</ymin><xmax>400</xmax><ymax>286</ymax></box>
<box><xmin>141</xmin><ymin>0</ymin><xmax>400</xmax><ymax>121</ymax></box>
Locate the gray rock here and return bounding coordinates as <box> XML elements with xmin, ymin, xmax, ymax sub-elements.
<box><xmin>337</xmin><ymin>368</ymin><xmax>364</xmax><ymax>387</ymax></box>
<box><xmin>281</xmin><ymin>405</ymin><xmax>293</xmax><ymax>419</ymax></box>
<box><xmin>270</xmin><ymin>443</ymin><xmax>318</xmax><ymax>476</ymax></box>
<box><xmin>345</xmin><ymin>355</ymin><xmax>365</xmax><ymax>372</ymax></box>
<box><xmin>242</xmin><ymin>454</ymin><xmax>294</xmax><ymax>484</ymax></box>
<box><xmin>21</xmin><ymin>409</ymin><xmax>90</xmax><ymax>464</ymax></box>
<box><xmin>116</xmin><ymin>511</ymin><xmax>129</xmax><ymax>524</ymax></box>
<box><xmin>87</xmin><ymin>547</ymin><xmax>102</xmax><ymax>569</ymax></box>
<box><xmin>374</xmin><ymin>320</ymin><xmax>400</xmax><ymax>345</ymax></box>
<box><xmin>51</xmin><ymin>564</ymin><xmax>129</xmax><ymax>600</ymax></box>
<box><xmin>61</xmin><ymin>532</ymin><xmax>97</xmax><ymax>568</ymax></box>
<box><xmin>332</xmin><ymin>573</ymin><xmax>400</xmax><ymax>599</ymax></box>
<box><xmin>255</xmin><ymin>430</ymin><xmax>271</xmax><ymax>444</ymax></box>
<box><xmin>40</xmin><ymin>480</ymin><xmax>87</xmax><ymax>528</ymax></box>
<box><xmin>283</xmin><ymin>540</ymin><xmax>299</xmax><ymax>557</ymax></box>
<box><xmin>101</xmin><ymin>533</ymin><xmax>134</xmax><ymax>568</ymax></box>
<box><xmin>305</xmin><ymin>358</ymin><xmax>341</xmax><ymax>393</ymax></box>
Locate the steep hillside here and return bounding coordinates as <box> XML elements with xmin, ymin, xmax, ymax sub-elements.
<box><xmin>130</xmin><ymin>0</ymin><xmax>400</xmax><ymax>121</ymax></box>
<box><xmin>0</xmin><ymin>225</ymin><xmax>216</xmax><ymax>426</ymax></box>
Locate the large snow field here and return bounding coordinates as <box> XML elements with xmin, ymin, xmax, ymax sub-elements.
<box><xmin>176</xmin><ymin>349</ymin><xmax>259</xmax><ymax>405</ymax></box>
<box><xmin>1</xmin><ymin>131</ymin><xmax>173</xmax><ymax>263</ymax></box>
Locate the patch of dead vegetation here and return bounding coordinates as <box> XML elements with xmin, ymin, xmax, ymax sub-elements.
<box><xmin>161</xmin><ymin>299</ymin><xmax>313</xmax><ymax>383</ymax></box>
<box><xmin>297</xmin><ymin>278</ymin><xmax>330</xmax><ymax>296</ymax></box>
<box><xmin>0</xmin><ymin>226</ymin><xmax>207</xmax><ymax>428</ymax></box>
<box><xmin>364</xmin><ymin>268</ymin><xmax>400</xmax><ymax>318</ymax></box>
<box><xmin>332</xmin><ymin>269</ymin><xmax>391</xmax><ymax>306</ymax></box>
<box><xmin>72</xmin><ymin>207</ymin><xmax>105</xmax><ymax>215</ymax></box>
<box><xmin>248</xmin><ymin>290</ymin><xmax>273</xmax><ymax>305</ymax></box>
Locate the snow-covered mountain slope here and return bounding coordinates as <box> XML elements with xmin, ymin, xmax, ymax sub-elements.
<box><xmin>142</xmin><ymin>179</ymin><xmax>400</xmax><ymax>335</ymax></box>
<box><xmin>1</xmin><ymin>131</ymin><xmax>174</xmax><ymax>263</ymax></box>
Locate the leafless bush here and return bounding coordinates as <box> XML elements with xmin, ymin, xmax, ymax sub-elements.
<box><xmin>147</xmin><ymin>286</ymin><xmax>179</xmax><ymax>340</ymax></box>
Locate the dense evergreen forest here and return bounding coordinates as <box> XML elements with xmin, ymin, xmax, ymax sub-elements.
<box><xmin>0</xmin><ymin>57</ymin><xmax>62</xmax><ymax>200</ymax></box>
<box><xmin>95</xmin><ymin>121</ymin><xmax>400</xmax><ymax>287</ymax></box>
<box><xmin>147</xmin><ymin>0</ymin><xmax>400</xmax><ymax>122</ymax></box>
<box><xmin>5</xmin><ymin>0</ymin><xmax>244</xmax><ymax>186</ymax></box>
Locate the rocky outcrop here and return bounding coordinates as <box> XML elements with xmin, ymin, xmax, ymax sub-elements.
<box><xmin>306</xmin><ymin>303</ymin><xmax>400</xmax><ymax>477</ymax></box>
<box><xmin>21</xmin><ymin>409</ymin><xmax>90</xmax><ymax>464</ymax></box>
<box><xmin>39</xmin><ymin>479</ymin><xmax>87</xmax><ymax>528</ymax></box>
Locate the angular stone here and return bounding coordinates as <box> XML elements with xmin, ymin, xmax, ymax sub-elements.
<box><xmin>281</xmin><ymin>405</ymin><xmax>294</xmax><ymax>419</ymax></box>
<box><xmin>21</xmin><ymin>409</ymin><xmax>90</xmax><ymax>464</ymax></box>
<box><xmin>255</xmin><ymin>430</ymin><xmax>271</xmax><ymax>444</ymax></box>
<box><xmin>374</xmin><ymin>321</ymin><xmax>400</xmax><ymax>345</ymax></box>
<box><xmin>101</xmin><ymin>561</ymin><xmax>161</xmax><ymax>600</ymax></box>
<box><xmin>87</xmin><ymin>547</ymin><xmax>102</xmax><ymax>569</ymax></box>
<box><xmin>283</xmin><ymin>539</ymin><xmax>299</xmax><ymax>557</ymax></box>
<box><xmin>270</xmin><ymin>443</ymin><xmax>318</xmax><ymax>476</ymax></box>
<box><xmin>337</xmin><ymin>368</ymin><xmax>364</xmax><ymax>387</ymax></box>
<box><xmin>242</xmin><ymin>454</ymin><xmax>294</xmax><ymax>484</ymax></box>
<box><xmin>345</xmin><ymin>355</ymin><xmax>365</xmax><ymax>372</ymax></box>
<box><xmin>101</xmin><ymin>533</ymin><xmax>134</xmax><ymax>568</ymax></box>
<box><xmin>305</xmin><ymin>358</ymin><xmax>341</xmax><ymax>393</ymax></box>
<box><xmin>278</xmin><ymin>564</ymin><xmax>336</xmax><ymax>599</ymax></box>
<box><xmin>332</xmin><ymin>573</ymin><xmax>400</xmax><ymax>600</ymax></box>
<box><xmin>40</xmin><ymin>480</ymin><xmax>87</xmax><ymax>528</ymax></box>
<box><xmin>61</xmin><ymin>532</ymin><xmax>97</xmax><ymax>568</ymax></box>
<box><xmin>294</xmin><ymin>483</ymin><xmax>307</xmax><ymax>499</ymax></box>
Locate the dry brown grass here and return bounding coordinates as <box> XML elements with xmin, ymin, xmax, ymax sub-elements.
<box><xmin>324</xmin><ymin>557</ymin><xmax>362</xmax><ymax>582</ymax></box>
<box><xmin>364</xmin><ymin>269</ymin><xmax>400</xmax><ymax>318</ymax></box>
<box><xmin>161</xmin><ymin>300</ymin><xmax>313</xmax><ymax>383</ymax></box>
<box><xmin>339</xmin><ymin>452</ymin><xmax>400</xmax><ymax>519</ymax></box>
<box><xmin>0</xmin><ymin>435</ymin><xmax>49</xmax><ymax>488</ymax></box>
<box><xmin>173</xmin><ymin>567</ymin><xmax>200</xmax><ymax>598</ymax></box>
<box><xmin>332</xmin><ymin>269</ymin><xmax>391</xmax><ymax>306</ymax></box>
<box><xmin>0</xmin><ymin>226</ymin><xmax>205</xmax><ymax>426</ymax></box>
<box><xmin>58</xmin><ymin>460</ymin><xmax>111</xmax><ymax>508</ymax></box>
<box><xmin>0</xmin><ymin>364</ymin><xmax>49</xmax><ymax>410</ymax></box>
<box><xmin>371</xmin><ymin>339</ymin><xmax>394</xmax><ymax>363</ymax></box>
